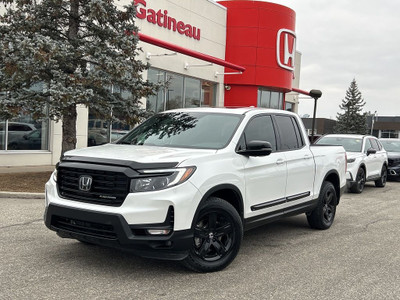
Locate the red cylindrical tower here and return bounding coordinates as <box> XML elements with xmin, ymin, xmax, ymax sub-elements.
<box><xmin>218</xmin><ymin>0</ymin><xmax>296</xmax><ymax>107</ymax></box>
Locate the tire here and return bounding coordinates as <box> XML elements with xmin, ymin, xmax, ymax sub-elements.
<box><xmin>350</xmin><ymin>167</ymin><xmax>366</xmax><ymax>193</ymax></box>
<box><xmin>307</xmin><ymin>181</ymin><xmax>337</xmax><ymax>230</ymax></box>
<box><xmin>8</xmin><ymin>143</ymin><xmax>19</xmax><ymax>150</ymax></box>
<box><xmin>375</xmin><ymin>165</ymin><xmax>387</xmax><ymax>187</ymax></box>
<box><xmin>182</xmin><ymin>197</ymin><xmax>243</xmax><ymax>272</ymax></box>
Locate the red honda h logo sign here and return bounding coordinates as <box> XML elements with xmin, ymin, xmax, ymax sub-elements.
<box><xmin>276</xmin><ymin>29</ymin><xmax>296</xmax><ymax>71</ymax></box>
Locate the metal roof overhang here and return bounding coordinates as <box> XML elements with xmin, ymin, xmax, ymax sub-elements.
<box><xmin>138</xmin><ymin>33</ymin><xmax>246</xmax><ymax>72</ymax></box>
<box><xmin>291</xmin><ymin>88</ymin><xmax>310</xmax><ymax>96</ymax></box>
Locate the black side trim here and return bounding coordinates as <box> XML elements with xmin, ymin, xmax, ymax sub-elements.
<box><xmin>245</xmin><ymin>199</ymin><xmax>318</xmax><ymax>231</ymax></box>
<box><xmin>366</xmin><ymin>175</ymin><xmax>381</xmax><ymax>181</ymax></box>
<box><xmin>62</xmin><ymin>155</ymin><xmax>179</xmax><ymax>171</ymax></box>
<box><xmin>250</xmin><ymin>191</ymin><xmax>311</xmax><ymax>211</ymax></box>
<box><xmin>286</xmin><ymin>191</ymin><xmax>311</xmax><ymax>202</ymax></box>
<box><xmin>251</xmin><ymin>198</ymin><xmax>286</xmax><ymax>211</ymax></box>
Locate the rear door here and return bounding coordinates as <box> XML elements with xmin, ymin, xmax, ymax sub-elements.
<box><xmin>273</xmin><ymin>115</ymin><xmax>315</xmax><ymax>207</ymax></box>
<box><xmin>367</xmin><ymin>138</ymin><xmax>387</xmax><ymax>177</ymax></box>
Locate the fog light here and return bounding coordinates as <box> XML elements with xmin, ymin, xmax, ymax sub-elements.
<box><xmin>146</xmin><ymin>229</ymin><xmax>171</xmax><ymax>235</ymax></box>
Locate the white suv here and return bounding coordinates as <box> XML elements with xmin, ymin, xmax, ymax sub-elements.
<box><xmin>315</xmin><ymin>134</ymin><xmax>388</xmax><ymax>193</ymax></box>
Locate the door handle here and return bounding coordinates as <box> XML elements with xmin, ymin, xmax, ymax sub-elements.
<box><xmin>304</xmin><ymin>154</ymin><xmax>312</xmax><ymax>159</ymax></box>
<box><xmin>276</xmin><ymin>158</ymin><xmax>285</xmax><ymax>165</ymax></box>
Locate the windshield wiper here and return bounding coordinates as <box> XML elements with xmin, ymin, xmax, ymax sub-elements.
<box><xmin>117</xmin><ymin>141</ymin><xmax>132</xmax><ymax>145</ymax></box>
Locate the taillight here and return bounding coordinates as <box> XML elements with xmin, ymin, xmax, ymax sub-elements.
<box><xmin>345</xmin><ymin>152</ymin><xmax>348</xmax><ymax>173</ymax></box>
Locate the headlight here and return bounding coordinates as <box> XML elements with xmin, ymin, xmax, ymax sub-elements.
<box><xmin>347</xmin><ymin>158</ymin><xmax>356</xmax><ymax>163</ymax></box>
<box><xmin>130</xmin><ymin>167</ymin><xmax>196</xmax><ymax>193</ymax></box>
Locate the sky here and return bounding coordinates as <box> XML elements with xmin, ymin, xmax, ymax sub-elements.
<box><xmin>230</xmin><ymin>0</ymin><xmax>400</xmax><ymax>119</ymax></box>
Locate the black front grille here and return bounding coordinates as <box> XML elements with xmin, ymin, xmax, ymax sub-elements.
<box><xmin>52</xmin><ymin>215</ymin><xmax>117</xmax><ymax>239</ymax></box>
<box><xmin>57</xmin><ymin>167</ymin><xmax>130</xmax><ymax>206</ymax></box>
<box><xmin>388</xmin><ymin>158</ymin><xmax>400</xmax><ymax>167</ymax></box>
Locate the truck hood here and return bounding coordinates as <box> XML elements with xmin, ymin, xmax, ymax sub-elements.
<box><xmin>64</xmin><ymin>144</ymin><xmax>216</xmax><ymax>165</ymax></box>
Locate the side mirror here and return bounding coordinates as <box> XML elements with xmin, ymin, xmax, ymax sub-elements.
<box><xmin>237</xmin><ymin>140</ymin><xmax>272</xmax><ymax>157</ymax></box>
<box><xmin>367</xmin><ymin>148</ymin><xmax>377</xmax><ymax>156</ymax></box>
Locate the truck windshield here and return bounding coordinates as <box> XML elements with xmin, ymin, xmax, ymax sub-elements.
<box><xmin>117</xmin><ymin>111</ymin><xmax>243</xmax><ymax>149</ymax></box>
<box><xmin>315</xmin><ymin>136</ymin><xmax>363</xmax><ymax>152</ymax></box>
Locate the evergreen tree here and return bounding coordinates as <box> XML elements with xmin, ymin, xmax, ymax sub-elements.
<box><xmin>0</xmin><ymin>0</ymin><xmax>157</xmax><ymax>155</ymax></box>
<box><xmin>335</xmin><ymin>79</ymin><xmax>368</xmax><ymax>134</ymax></box>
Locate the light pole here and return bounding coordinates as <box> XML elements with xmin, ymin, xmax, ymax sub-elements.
<box><xmin>309</xmin><ymin>89</ymin><xmax>322</xmax><ymax>143</ymax></box>
<box><xmin>370</xmin><ymin>111</ymin><xmax>377</xmax><ymax>135</ymax></box>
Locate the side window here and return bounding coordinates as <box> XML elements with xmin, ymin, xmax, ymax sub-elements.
<box><xmin>243</xmin><ymin>115</ymin><xmax>277</xmax><ymax>151</ymax></box>
<box><xmin>365</xmin><ymin>139</ymin><xmax>374</xmax><ymax>152</ymax></box>
<box><xmin>376</xmin><ymin>139</ymin><xmax>383</xmax><ymax>151</ymax></box>
<box><xmin>291</xmin><ymin>118</ymin><xmax>305</xmax><ymax>148</ymax></box>
<box><xmin>274</xmin><ymin>115</ymin><xmax>300</xmax><ymax>150</ymax></box>
<box><xmin>369</xmin><ymin>138</ymin><xmax>380</xmax><ymax>151</ymax></box>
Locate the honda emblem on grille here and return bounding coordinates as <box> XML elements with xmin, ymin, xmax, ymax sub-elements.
<box><xmin>78</xmin><ymin>175</ymin><xmax>93</xmax><ymax>192</ymax></box>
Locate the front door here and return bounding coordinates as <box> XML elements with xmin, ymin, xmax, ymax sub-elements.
<box><xmin>240</xmin><ymin>115</ymin><xmax>287</xmax><ymax>217</ymax></box>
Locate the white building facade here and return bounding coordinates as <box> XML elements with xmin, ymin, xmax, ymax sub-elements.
<box><xmin>0</xmin><ymin>0</ymin><xmax>301</xmax><ymax>167</ymax></box>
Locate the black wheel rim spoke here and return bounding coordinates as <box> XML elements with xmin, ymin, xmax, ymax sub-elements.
<box><xmin>194</xmin><ymin>227</ymin><xmax>209</xmax><ymax>239</ymax></box>
<box><xmin>325</xmin><ymin>191</ymin><xmax>333</xmax><ymax>205</ymax></box>
<box><xmin>198</xmin><ymin>240</ymin><xmax>212</xmax><ymax>257</ymax></box>
<box><xmin>193</xmin><ymin>210</ymin><xmax>234</xmax><ymax>261</ymax></box>
<box><xmin>212</xmin><ymin>239</ymin><xmax>227</xmax><ymax>256</ymax></box>
<box><xmin>208</xmin><ymin>212</ymin><xmax>217</xmax><ymax>230</ymax></box>
<box><xmin>215</xmin><ymin>223</ymin><xmax>232</xmax><ymax>237</ymax></box>
<box><xmin>323</xmin><ymin>190</ymin><xmax>334</xmax><ymax>222</ymax></box>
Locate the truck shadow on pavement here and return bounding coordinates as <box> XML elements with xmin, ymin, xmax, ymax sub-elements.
<box><xmin>46</xmin><ymin>215</ymin><xmax>313</xmax><ymax>275</ymax></box>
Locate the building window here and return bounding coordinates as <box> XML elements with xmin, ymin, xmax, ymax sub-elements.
<box><xmin>147</xmin><ymin>68</ymin><xmax>165</xmax><ymax>112</ymax></box>
<box><xmin>1</xmin><ymin>84</ymin><xmax>50</xmax><ymax>151</ymax></box>
<box><xmin>184</xmin><ymin>77</ymin><xmax>201</xmax><ymax>108</ymax></box>
<box><xmin>147</xmin><ymin>67</ymin><xmax>217</xmax><ymax>113</ymax></box>
<box><xmin>0</xmin><ymin>115</ymin><xmax>49</xmax><ymax>151</ymax></box>
<box><xmin>166</xmin><ymin>73</ymin><xmax>184</xmax><ymax>110</ymax></box>
<box><xmin>257</xmin><ymin>88</ymin><xmax>283</xmax><ymax>109</ymax></box>
<box><xmin>380</xmin><ymin>130</ymin><xmax>399</xmax><ymax>139</ymax></box>
<box><xmin>201</xmin><ymin>81</ymin><xmax>216</xmax><ymax>107</ymax></box>
<box><xmin>285</xmin><ymin>102</ymin><xmax>293</xmax><ymax>112</ymax></box>
<box><xmin>87</xmin><ymin>86</ymin><xmax>134</xmax><ymax>147</ymax></box>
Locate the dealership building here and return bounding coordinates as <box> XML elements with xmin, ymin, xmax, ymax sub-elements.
<box><xmin>0</xmin><ymin>0</ymin><xmax>304</xmax><ymax>166</ymax></box>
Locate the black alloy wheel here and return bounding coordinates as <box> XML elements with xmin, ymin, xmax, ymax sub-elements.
<box><xmin>351</xmin><ymin>168</ymin><xmax>365</xmax><ymax>193</ymax></box>
<box><xmin>375</xmin><ymin>166</ymin><xmax>387</xmax><ymax>187</ymax></box>
<box><xmin>183</xmin><ymin>197</ymin><xmax>243</xmax><ymax>272</ymax></box>
<box><xmin>194</xmin><ymin>210</ymin><xmax>233</xmax><ymax>262</ymax></box>
<box><xmin>321</xmin><ymin>186</ymin><xmax>336</xmax><ymax>225</ymax></box>
<box><xmin>307</xmin><ymin>181</ymin><xmax>337</xmax><ymax>230</ymax></box>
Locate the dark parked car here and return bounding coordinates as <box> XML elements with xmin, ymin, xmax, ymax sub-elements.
<box><xmin>8</xmin><ymin>129</ymin><xmax>43</xmax><ymax>150</ymax></box>
<box><xmin>380</xmin><ymin>139</ymin><xmax>400</xmax><ymax>180</ymax></box>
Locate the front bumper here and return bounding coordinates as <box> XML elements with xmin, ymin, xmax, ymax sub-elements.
<box><xmin>388</xmin><ymin>166</ymin><xmax>400</xmax><ymax>180</ymax></box>
<box><xmin>346</xmin><ymin>171</ymin><xmax>356</xmax><ymax>188</ymax></box>
<box><xmin>44</xmin><ymin>203</ymin><xmax>193</xmax><ymax>260</ymax></box>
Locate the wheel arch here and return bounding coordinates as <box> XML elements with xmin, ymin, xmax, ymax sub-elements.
<box><xmin>191</xmin><ymin>184</ymin><xmax>244</xmax><ymax>228</ymax></box>
<box><xmin>322</xmin><ymin>170</ymin><xmax>342</xmax><ymax>204</ymax></box>
<box><xmin>359</xmin><ymin>163</ymin><xmax>366</xmax><ymax>173</ymax></box>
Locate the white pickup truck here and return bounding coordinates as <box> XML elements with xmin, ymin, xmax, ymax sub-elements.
<box><xmin>44</xmin><ymin>108</ymin><xmax>347</xmax><ymax>272</ymax></box>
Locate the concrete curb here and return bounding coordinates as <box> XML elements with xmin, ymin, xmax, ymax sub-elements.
<box><xmin>0</xmin><ymin>191</ymin><xmax>45</xmax><ymax>199</ymax></box>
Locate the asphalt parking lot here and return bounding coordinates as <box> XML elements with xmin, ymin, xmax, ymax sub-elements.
<box><xmin>1</xmin><ymin>182</ymin><xmax>399</xmax><ymax>300</ymax></box>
